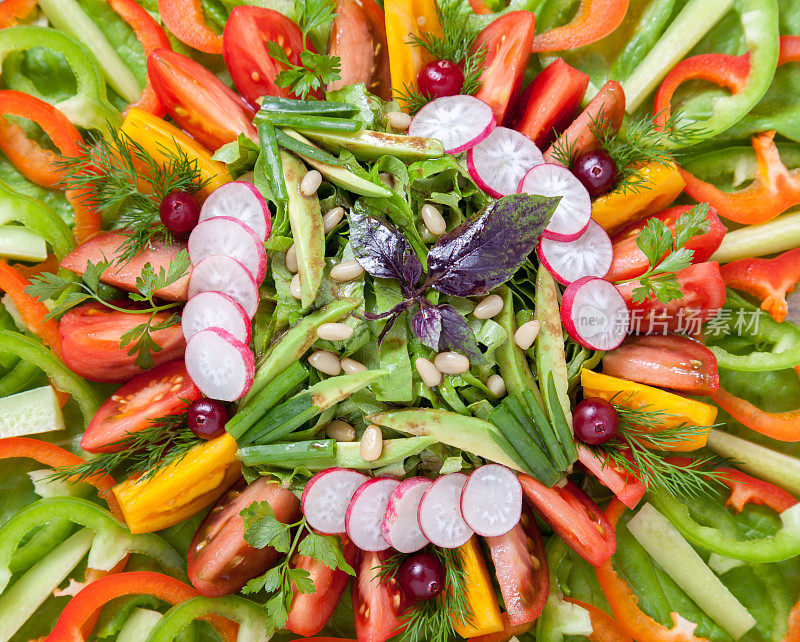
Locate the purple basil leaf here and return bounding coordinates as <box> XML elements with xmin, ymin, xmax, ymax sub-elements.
<box><xmin>412</xmin><ymin>301</ymin><xmax>442</xmax><ymax>351</ymax></box>
<box><xmin>349</xmin><ymin>204</ymin><xmax>422</xmax><ymax>297</ymax></box>
<box><xmin>438</xmin><ymin>305</ymin><xmax>484</xmax><ymax>364</ymax></box>
<box><xmin>426</xmin><ymin>194</ymin><xmax>560</xmax><ymax>296</ymax></box>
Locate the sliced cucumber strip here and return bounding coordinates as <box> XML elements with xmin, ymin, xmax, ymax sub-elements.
<box><xmin>0</xmin><ymin>385</ymin><xmax>64</xmax><ymax>438</ymax></box>
<box><xmin>118</xmin><ymin>608</ymin><xmax>163</xmax><ymax>642</ymax></box>
<box><xmin>0</xmin><ymin>225</ymin><xmax>47</xmax><ymax>262</ymax></box>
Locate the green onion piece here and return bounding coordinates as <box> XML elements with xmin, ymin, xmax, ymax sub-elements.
<box><xmin>546</xmin><ymin>374</ymin><xmax>578</xmax><ymax>464</ymax></box>
<box><xmin>274</xmin><ymin>128</ymin><xmax>343</xmax><ymax>166</ymax></box>
<box><xmin>257</xmin><ymin>112</ymin><xmax>361</xmax><ymax>133</ymax></box>
<box><xmin>258</xmin><ymin>96</ymin><xmax>359</xmax><ymax>115</ymax></box>
<box><xmin>237</xmin><ymin>439</ymin><xmax>336</xmax><ymax>466</ymax></box>
<box><xmin>256</xmin><ymin>119</ymin><xmax>287</xmax><ymax>202</ymax></box>
<box><xmin>521</xmin><ymin>389</ymin><xmax>568</xmax><ymax>471</ymax></box>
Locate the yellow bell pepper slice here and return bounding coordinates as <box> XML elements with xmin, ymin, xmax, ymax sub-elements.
<box><xmin>580</xmin><ymin>369</ymin><xmax>717</xmax><ymax>451</ymax></box>
<box><xmin>113</xmin><ymin>433</ymin><xmax>241</xmax><ymax>534</ymax></box>
<box><xmin>591</xmin><ymin>161</ymin><xmax>685</xmax><ymax>234</ymax></box>
<box><xmin>452</xmin><ymin>536</ymin><xmax>504</xmax><ymax>638</ymax></box>
<box><xmin>384</xmin><ymin>0</ymin><xmax>442</xmax><ymax>101</ymax></box>
<box><xmin>120</xmin><ymin>108</ymin><xmax>231</xmax><ymax>196</ymax></box>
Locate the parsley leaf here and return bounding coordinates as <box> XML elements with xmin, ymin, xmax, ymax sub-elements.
<box><xmin>636</xmin><ymin>218</ymin><xmax>673</xmax><ymax>266</ymax></box>
<box><xmin>266</xmin><ymin>42</ymin><xmax>341</xmax><ymax>99</ymax></box>
<box><xmin>241</xmin><ymin>501</ymin><xmax>293</xmax><ymax>552</ymax></box>
<box><xmin>298</xmin><ymin>531</ymin><xmax>355</xmax><ymax>575</ymax></box>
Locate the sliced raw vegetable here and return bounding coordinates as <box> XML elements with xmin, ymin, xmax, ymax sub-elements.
<box><xmin>187</xmin><ymin>255</ymin><xmax>259</xmax><ymax>318</ymax></box>
<box><xmin>408</xmin><ymin>96</ymin><xmax>496</xmax><ymax>155</ymax></box>
<box><xmin>198</xmin><ymin>181</ymin><xmax>271</xmax><ymax>242</ymax></box>
<box><xmin>381</xmin><ymin>477</ymin><xmax>431</xmax><ymax>553</ymax></box>
<box><xmin>560</xmin><ymin>277</ymin><xmax>628</xmax><ymax>350</ymax></box>
<box><xmin>181</xmin><ymin>292</ymin><xmax>251</xmax><ymax>345</ymax></box>
<box><xmin>418</xmin><ymin>472</ymin><xmax>473</xmax><ymax>549</ymax></box>
<box><xmin>518</xmin><ymin>164</ymin><xmax>590</xmax><ymax>241</ymax></box>
<box><xmin>536</xmin><ymin>220</ymin><xmax>612</xmax><ymax>285</ymax></box>
<box><xmin>0</xmin><ymin>385</ymin><xmax>64</xmax><ymax>438</ymax></box>
<box><xmin>345</xmin><ymin>477</ymin><xmax>398</xmax><ymax>551</ymax></box>
<box><xmin>301</xmin><ymin>468</ymin><xmax>369</xmax><ymax>534</ymax></box>
<box><xmin>185</xmin><ymin>328</ymin><xmax>254</xmax><ymax>402</ymax></box>
<box><xmin>188</xmin><ymin>217</ymin><xmax>267</xmax><ymax>283</ymax></box>
<box><xmin>460</xmin><ymin>464</ymin><xmax>522</xmax><ymax>537</ymax></box>
<box><xmin>0</xmin><ymin>226</ymin><xmax>46</xmax><ymax>262</ymax></box>
<box><xmin>467</xmin><ymin>127</ymin><xmax>544</xmax><ymax>198</ymax></box>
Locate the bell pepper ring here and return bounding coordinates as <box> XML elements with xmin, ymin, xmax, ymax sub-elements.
<box><xmin>0</xmin><ymin>260</ymin><xmax>61</xmax><ymax>356</ymax></box>
<box><xmin>146</xmin><ymin>595</ymin><xmax>271</xmax><ymax>641</ymax></box>
<box><xmin>531</xmin><ymin>0</ymin><xmax>630</xmax><ymax>53</ymax></box>
<box><xmin>157</xmin><ymin>0</ymin><xmax>222</xmax><ymax>54</ymax></box>
<box><xmin>563</xmin><ymin>597</ymin><xmax>634</xmax><ymax>642</ymax></box>
<box><xmin>711</xmin><ymin>383</ymin><xmax>800</xmax><ymax>443</ymax></box>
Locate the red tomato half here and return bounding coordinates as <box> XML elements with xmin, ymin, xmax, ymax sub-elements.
<box><xmin>353</xmin><ymin>550</ymin><xmax>404</xmax><ymax>642</ymax></box>
<box><xmin>473</xmin><ymin>11</ymin><xmax>536</xmax><ymax>123</ymax></box>
<box><xmin>606</xmin><ymin>205</ymin><xmax>727</xmax><ymax>282</ymax></box>
<box><xmin>328</xmin><ymin>0</ymin><xmax>391</xmax><ymax>100</ymax></box>
<box><xmin>81</xmin><ymin>361</ymin><xmax>202</xmax><ymax>453</ymax></box>
<box><xmin>59</xmin><ymin>302</ymin><xmax>185</xmax><ymax>383</ymax></box>
<box><xmin>602</xmin><ymin>334</ymin><xmax>720</xmax><ymax>395</ymax></box>
<box><xmin>223</xmin><ymin>6</ymin><xmax>309</xmax><ymax>105</ymax></box>
<box><xmin>286</xmin><ymin>534</ymin><xmax>358</xmax><ymax>637</ymax></box>
<box><xmin>188</xmin><ymin>477</ymin><xmax>301</xmax><ymax>597</ymax></box>
<box><xmin>519</xmin><ymin>476</ymin><xmax>615</xmax><ymax>567</ymax></box>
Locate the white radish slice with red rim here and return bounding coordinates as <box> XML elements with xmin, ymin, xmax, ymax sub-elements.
<box><xmin>302</xmin><ymin>468</ymin><xmax>369</xmax><ymax>534</ymax></box>
<box><xmin>460</xmin><ymin>464</ymin><xmax>523</xmax><ymax>537</ymax></box>
<box><xmin>188</xmin><ymin>255</ymin><xmax>259</xmax><ymax>318</ymax></box>
<box><xmin>188</xmin><ymin>216</ymin><xmax>267</xmax><ymax>283</ymax></box>
<box><xmin>408</xmin><ymin>95</ymin><xmax>496</xmax><ymax>154</ymax></box>
<box><xmin>381</xmin><ymin>477</ymin><xmax>431</xmax><ymax>553</ymax></box>
<box><xmin>536</xmin><ymin>219</ymin><xmax>613</xmax><ymax>285</ymax></box>
<box><xmin>199</xmin><ymin>181</ymin><xmax>271</xmax><ymax>242</ymax></box>
<box><xmin>518</xmin><ymin>163</ymin><xmax>591</xmax><ymax>241</ymax></box>
<box><xmin>345</xmin><ymin>477</ymin><xmax>399</xmax><ymax>551</ymax></box>
<box><xmin>185</xmin><ymin>327</ymin><xmax>254</xmax><ymax>401</ymax></box>
<box><xmin>181</xmin><ymin>291</ymin><xmax>251</xmax><ymax>345</ymax></box>
<box><xmin>417</xmin><ymin>473</ymin><xmax>473</xmax><ymax>549</ymax></box>
<box><xmin>466</xmin><ymin>126</ymin><xmax>544</xmax><ymax>198</ymax></box>
<box><xmin>561</xmin><ymin>276</ymin><xmax>630</xmax><ymax>351</ymax></box>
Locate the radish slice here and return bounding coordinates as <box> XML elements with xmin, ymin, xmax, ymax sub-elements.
<box><xmin>518</xmin><ymin>163</ymin><xmax>591</xmax><ymax>241</ymax></box>
<box><xmin>302</xmin><ymin>468</ymin><xmax>369</xmax><ymax>534</ymax></box>
<box><xmin>408</xmin><ymin>95</ymin><xmax>496</xmax><ymax>154</ymax></box>
<box><xmin>181</xmin><ymin>291</ymin><xmax>251</xmax><ymax>345</ymax></box>
<box><xmin>467</xmin><ymin>127</ymin><xmax>544</xmax><ymax>198</ymax></box>
<box><xmin>536</xmin><ymin>219</ymin><xmax>613</xmax><ymax>285</ymax></box>
<box><xmin>188</xmin><ymin>255</ymin><xmax>259</xmax><ymax>318</ymax></box>
<box><xmin>417</xmin><ymin>473</ymin><xmax>473</xmax><ymax>549</ymax></box>
<box><xmin>185</xmin><ymin>327</ymin><xmax>254</xmax><ymax>401</ymax></box>
<box><xmin>460</xmin><ymin>464</ymin><xmax>522</xmax><ymax>537</ymax></box>
<box><xmin>199</xmin><ymin>181</ymin><xmax>271</xmax><ymax>242</ymax></box>
<box><xmin>188</xmin><ymin>217</ymin><xmax>267</xmax><ymax>283</ymax></box>
<box><xmin>561</xmin><ymin>276</ymin><xmax>629</xmax><ymax>351</ymax></box>
<box><xmin>345</xmin><ymin>477</ymin><xmax>399</xmax><ymax>552</ymax></box>
<box><xmin>381</xmin><ymin>477</ymin><xmax>431</xmax><ymax>554</ymax></box>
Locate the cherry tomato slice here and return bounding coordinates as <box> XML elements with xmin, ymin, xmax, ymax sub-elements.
<box><xmin>188</xmin><ymin>477</ymin><xmax>301</xmax><ymax>597</ymax></box>
<box><xmin>602</xmin><ymin>334</ymin><xmax>720</xmax><ymax>395</ymax></box>
<box><xmin>59</xmin><ymin>301</ymin><xmax>185</xmax><ymax>383</ymax></box>
<box><xmin>81</xmin><ymin>361</ymin><xmax>202</xmax><ymax>453</ymax></box>
<box><xmin>353</xmin><ymin>549</ymin><xmax>405</xmax><ymax>642</ymax></box>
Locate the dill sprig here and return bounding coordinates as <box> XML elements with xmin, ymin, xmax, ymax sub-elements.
<box><xmin>49</xmin><ymin>409</ymin><xmax>201</xmax><ymax>484</ymax></box>
<box><xmin>375</xmin><ymin>546</ymin><xmax>472</xmax><ymax>642</ymax></box>
<box><xmin>55</xmin><ymin>127</ymin><xmax>210</xmax><ymax>263</ymax></box>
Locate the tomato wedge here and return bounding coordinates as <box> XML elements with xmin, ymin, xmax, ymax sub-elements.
<box><xmin>59</xmin><ymin>301</ymin><xmax>186</xmax><ymax>383</ymax></box>
<box><xmin>353</xmin><ymin>550</ymin><xmax>405</xmax><ymax>642</ymax></box>
<box><xmin>188</xmin><ymin>477</ymin><xmax>301</xmax><ymax>597</ymax></box>
<box><xmin>519</xmin><ymin>476</ymin><xmax>615</xmax><ymax>567</ymax></box>
<box><xmin>601</xmin><ymin>334</ymin><xmax>720</xmax><ymax>396</ymax></box>
<box><xmin>223</xmin><ymin>6</ymin><xmax>310</xmax><ymax>106</ymax></box>
<box><xmin>286</xmin><ymin>534</ymin><xmax>358</xmax><ymax>637</ymax></box>
<box><xmin>473</xmin><ymin>11</ymin><xmax>536</xmax><ymax>124</ymax></box>
<box><xmin>577</xmin><ymin>445</ymin><xmax>646</xmax><ymax>510</ymax></box>
<box><xmin>81</xmin><ymin>361</ymin><xmax>202</xmax><ymax>453</ymax></box>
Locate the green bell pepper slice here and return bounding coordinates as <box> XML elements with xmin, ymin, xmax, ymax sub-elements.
<box><xmin>146</xmin><ymin>596</ymin><xmax>270</xmax><ymax>642</ymax></box>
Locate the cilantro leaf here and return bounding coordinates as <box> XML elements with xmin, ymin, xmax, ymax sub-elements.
<box><xmin>242</xmin><ymin>565</ymin><xmax>283</xmax><ymax>595</ymax></box>
<box><xmin>265</xmin><ymin>592</ymin><xmax>289</xmax><ymax>629</ymax></box>
<box><xmin>296</xmin><ymin>0</ymin><xmax>336</xmax><ymax>40</ymax></box>
<box><xmin>240</xmin><ymin>501</ymin><xmax>292</xmax><ymax>552</ymax></box>
<box><xmin>266</xmin><ymin>41</ymin><xmax>341</xmax><ymax>99</ymax></box>
<box><xmin>674</xmin><ymin>203</ymin><xmax>710</xmax><ymax>248</ymax></box>
<box><xmin>655</xmin><ymin>247</ymin><xmax>694</xmax><ymax>274</ymax></box>
<box><xmin>26</xmin><ymin>272</ymin><xmax>76</xmax><ymax>303</ymax></box>
<box><xmin>636</xmin><ymin>218</ymin><xmax>673</xmax><ymax>268</ymax></box>
<box><xmin>298</xmin><ymin>531</ymin><xmax>355</xmax><ymax>575</ymax></box>
<box><xmin>288</xmin><ymin>567</ymin><xmax>315</xmax><ymax>594</ymax></box>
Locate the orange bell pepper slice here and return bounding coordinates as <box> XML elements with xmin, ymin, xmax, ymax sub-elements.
<box><xmin>157</xmin><ymin>0</ymin><xmax>223</xmax><ymax>54</ymax></box>
<box><xmin>0</xmin><ymin>260</ymin><xmax>61</xmax><ymax>356</ymax></box>
<box><xmin>711</xmin><ymin>380</ymin><xmax>800</xmax><ymax>443</ymax></box>
<box><xmin>0</xmin><ymin>0</ymin><xmax>36</xmax><ymax>28</ymax></box>
<box><xmin>784</xmin><ymin>598</ymin><xmax>800</xmax><ymax>642</ymax></box>
<box><xmin>531</xmin><ymin>0</ymin><xmax>630</xmax><ymax>53</ymax></box>
<box><xmin>563</xmin><ymin>598</ymin><xmax>634</xmax><ymax>642</ymax></box>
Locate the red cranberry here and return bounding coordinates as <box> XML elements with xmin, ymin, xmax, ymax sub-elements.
<box><xmin>417</xmin><ymin>60</ymin><xmax>465</xmax><ymax>99</ymax></box>
<box><xmin>571</xmin><ymin>150</ymin><xmax>618</xmax><ymax>197</ymax></box>
<box><xmin>159</xmin><ymin>190</ymin><xmax>200</xmax><ymax>238</ymax></box>
<box><xmin>573</xmin><ymin>398</ymin><xmax>619</xmax><ymax>445</ymax></box>
<box><xmin>188</xmin><ymin>399</ymin><xmax>229</xmax><ymax>440</ymax></box>
<box><xmin>398</xmin><ymin>552</ymin><xmax>445</xmax><ymax>601</ymax></box>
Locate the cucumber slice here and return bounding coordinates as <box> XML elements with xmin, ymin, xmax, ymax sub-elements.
<box><xmin>117</xmin><ymin>608</ymin><xmax>163</xmax><ymax>642</ymax></box>
<box><xmin>0</xmin><ymin>385</ymin><xmax>64</xmax><ymax>438</ymax></box>
<box><xmin>0</xmin><ymin>225</ymin><xmax>47</xmax><ymax>262</ymax></box>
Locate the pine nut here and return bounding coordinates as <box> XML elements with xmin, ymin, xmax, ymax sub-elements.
<box><xmin>421</xmin><ymin>203</ymin><xmax>446</xmax><ymax>235</ymax></box>
<box><xmin>341</xmin><ymin>357</ymin><xmax>367</xmax><ymax>374</ymax></box>
<box><xmin>323</xmin><ymin>206</ymin><xmax>345</xmax><ymax>233</ymax></box>
<box><xmin>486</xmin><ymin>374</ymin><xmax>506</xmax><ymax>397</ymax></box>
<box><xmin>434</xmin><ymin>351</ymin><xmax>470</xmax><ymax>375</ymax></box>
<box><xmin>360</xmin><ymin>425</ymin><xmax>383</xmax><ymax>461</ymax></box>
<box><xmin>285</xmin><ymin>244</ymin><xmax>298</xmax><ymax>273</ymax></box>
<box><xmin>317</xmin><ymin>322</ymin><xmax>354</xmax><ymax>341</ymax></box>
<box><xmin>325</xmin><ymin>419</ymin><xmax>356</xmax><ymax>442</ymax></box>
<box><xmin>308</xmin><ymin>349</ymin><xmax>341</xmax><ymax>375</ymax></box>
<box><xmin>378</xmin><ymin>172</ymin><xmax>395</xmax><ymax>189</ymax></box>
<box><xmin>415</xmin><ymin>357</ymin><xmax>442</xmax><ymax>387</ymax></box>
<box><xmin>330</xmin><ymin>259</ymin><xmax>365</xmax><ymax>282</ymax></box>
<box><xmin>387</xmin><ymin>111</ymin><xmax>411</xmax><ymax>131</ymax></box>
<box><xmin>299</xmin><ymin>170</ymin><xmax>322</xmax><ymax>197</ymax></box>
<box><xmin>473</xmin><ymin>294</ymin><xmax>503</xmax><ymax>319</ymax></box>
<box><xmin>514</xmin><ymin>320</ymin><xmax>541</xmax><ymax>350</ymax></box>
<box><xmin>290</xmin><ymin>273</ymin><xmax>302</xmax><ymax>299</ymax></box>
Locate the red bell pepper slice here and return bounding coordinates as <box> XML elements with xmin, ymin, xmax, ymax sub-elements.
<box><xmin>710</xmin><ymin>382</ymin><xmax>800</xmax><ymax>443</ymax></box>
<box><xmin>0</xmin><ymin>0</ymin><xmax>36</xmax><ymax>28</ymax></box>
<box><xmin>595</xmin><ymin>498</ymin><xmax>709</xmax><ymax>642</ymax></box>
<box><xmin>45</xmin><ymin>571</ymin><xmax>239</xmax><ymax>642</ymax></box>
<box><xmin>719</xmin><ymin>468</ymin><xmax>797</xmax><ymax>514</ymax></box>
<box><xmin>107</xmin><ymin>0</ymin><xmax>171</xmax><ymax>116</ymax></box>
<box><xmin>531</xmin><ymin>0</ymin><xmax>630</xmax><ymax>53</ymax></box>
<box><xmin>563</xmin><ymin>598</ymin><xmax>634</xmax><ymax>642</ymax></box>
<box><xmin>785</xmin><ymin>599</ymin><xmax>800</xmax><ymax>642</ymax></box>
<box><xmin>157</xmin><ymin>0</ymin><xmax>222</xmax><ymax>54</ymax></box>
<box><xmin>720</xmin><ymin>248</ymin><xmax>800</xmax><ymax>323</ymax></box>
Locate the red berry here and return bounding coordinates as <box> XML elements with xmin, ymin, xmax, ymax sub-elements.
<box><xmin>398</xmin><ymin>552</ymin><xmax>445</xmax><ymax>601</ymax></box>
<box><xmin>417</xmin><ymin>60</ymin><xmax>465</xmax><ymax>99</ymax></box>
<box><xmin>159</xmin><ymin>190</ymin><xmax>200</xmax><ymax>238</ymax></box>
<box><xmin>573</xmin><ymin>398</ymin><xmax>619</xmax><ymax>445</ymax></box>
<box><xmin>188</xmin><ymin>399</ymin><xmax>229</xmax><ymax>440</ymax></box>
<box><xmin>571</xmin><ymin>150</ymin><xmax>618</xmax><ymax>198</ymax></box>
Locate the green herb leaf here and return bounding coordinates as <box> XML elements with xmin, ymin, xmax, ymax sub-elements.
<box><xmin>241</xmin><ymin>501</ymin><xmax>293</xmax><ymax>552</ymax></box>
<box><xmin>288</xmin><ymin>567</ymin><xmax>315</xmax><ymax>594</ymax></box>
<box><xmin>637</xmin><ymin>218</ymin><xmax>673</xmax><ymax>267</ymax></box>
<box><xmin>674</xmin><ymin>203</ymin><xmax>710</xmax><ymax>249</ymax></box>
<box><xmin>298</xmin><ymin>531</ymin><xmax>355</xmax><ymax>575</ymax></box>
<box><xmin>25</xmin><ymin>272</ymin><xmax>76</xmax><ymax>303</ymax></box>
<box><xmin>296</xmin><ymin>0</ymin><xmax>336</xmax><ymax>40</ymax></box>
